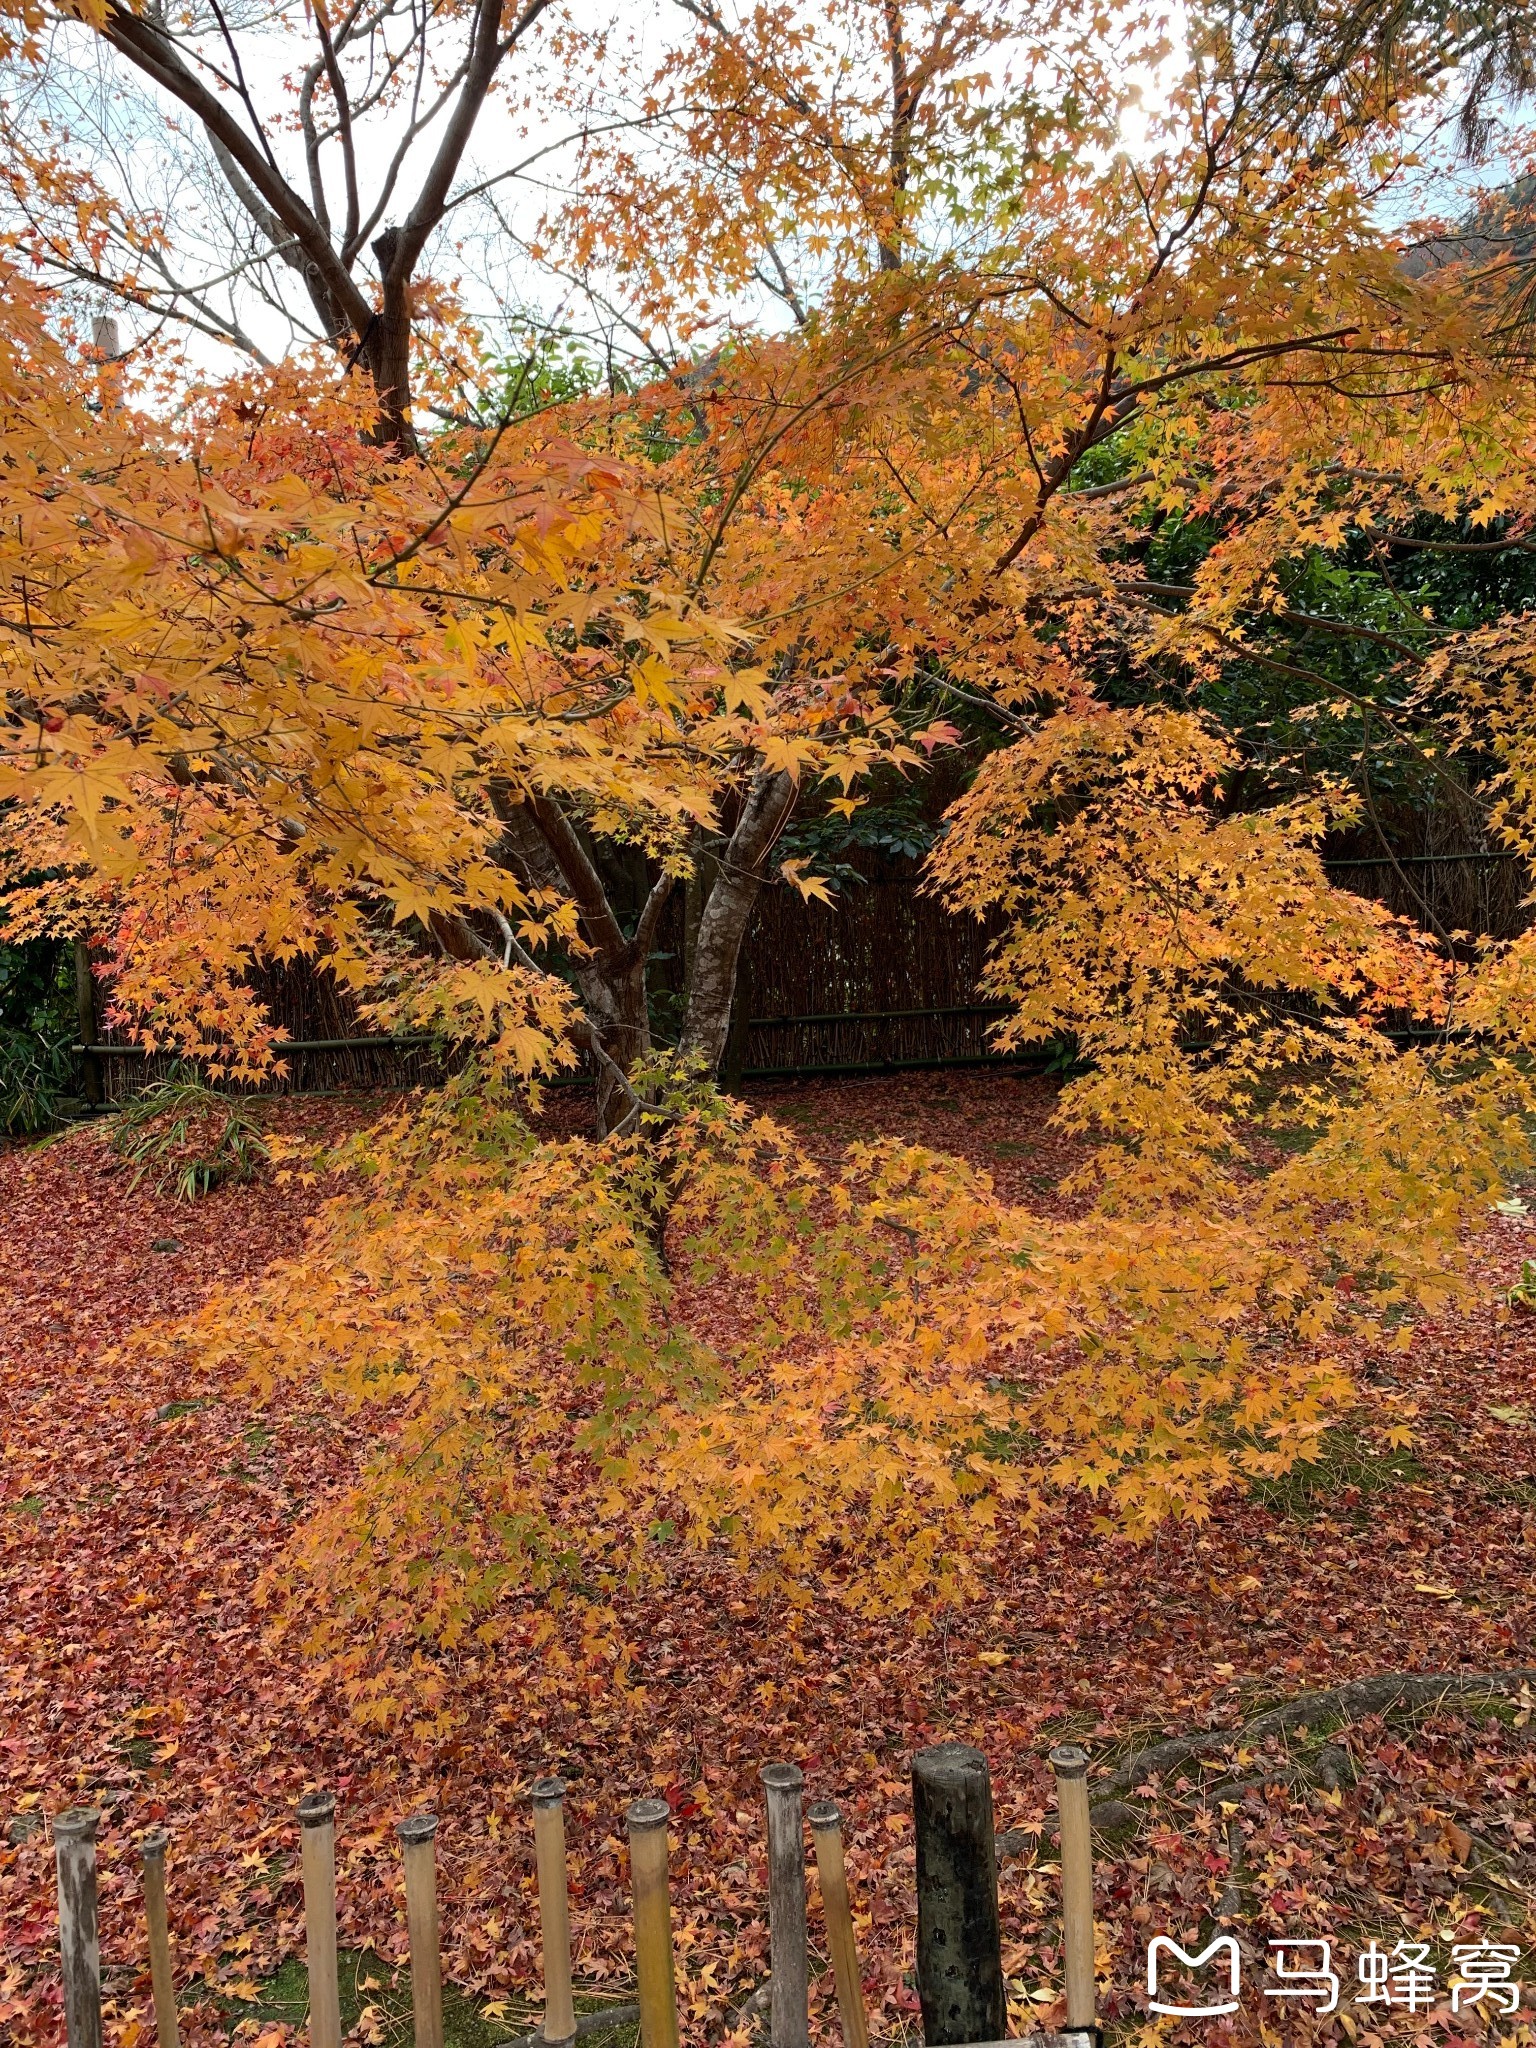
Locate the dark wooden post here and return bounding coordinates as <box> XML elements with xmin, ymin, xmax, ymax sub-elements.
<box><xmin>911</xmin><ymin>1745</ymin><xmax>1004</xmax><ymax>2045</ymax></box>
<box><xmin>72</xmin><ymin>941</ymin><xmax>102</xmax><ymax>1106</ymax></box>
<box><xmin>760</xmin><ymin>1764</ymin><xmax>809</xmax><ymax>2048</ymax></box>
<box><xmin>55</xmin><ymin>1807</ymin><xmax>102</xmax><ymax>2048</ymax></box>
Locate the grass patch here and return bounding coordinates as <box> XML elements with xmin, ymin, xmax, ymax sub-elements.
<box><xmin>1267</xmin><ymin>1124</ymin><xmax>1322</xmax><ymax>1156</ymax></box>
<box><xmin>1034</xmin><ymin>1707</ymin><xmax>1108</xmax><ymax>1751</ymax></box>
<box><xmin>1248</xmin><ymin>1427</ymin><xmax>1424</xmax><ymax>1518</ymax></box>
<box><xmin>221</xmin><ymin>1951</ymin><xmax>640</xmax><ymax>2048</ymax></box>
<box><xmin>1475</xmin><ymin>1472</ymin><xmax>1536</xmax><ymax>1506</ymax></box>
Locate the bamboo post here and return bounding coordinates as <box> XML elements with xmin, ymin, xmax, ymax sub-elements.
<box><xmin>1049</xmin><ymin>1746</ymin><xmax>1096</xmax><ymax>2035</ymax></box>
<box><xmin>807</xmin><ymin>1801</ymin><xmax>868</xmax><ymax>2048</ymax></box>
<box><xmin>298</xmin><ymin>1791</ymin><xmax>343</xmax><ymax>2048</ymax></box>
<box><xmin>531</xmin><ymin>1779</ymin><xmax>576</xmax><ymax>2047</ymax></box>
<box><xmin>140</xmin><ymin>1832</ymin><xmax>180</xmax><ymax>2048</ymax></box>
<box><xmin>626</xmin><ymin>1799</ymin><xmax>680</xmax><ymax>2048</ymax></box>
<box><xmin>911</xmin><ymin>1744</ymin><xmax>1005</xmax><ymax>2046</ymax></box>
<box><xmin>398</xmin><ymin>1814</ymin><xmax>444</xmax><ymax>2048</ymax></box>
<box><xmin>55</xmin><ymin>1807</ymin><xmax>102</xmax><ymax>2048</ymax></box>
<box><xmin>760</xmin><ymin>1765</ymin><xmax>809</xmax><ymax>2048</ymax></box>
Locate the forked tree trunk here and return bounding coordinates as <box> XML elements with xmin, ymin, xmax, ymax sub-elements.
<box><xmin>492</xmin><ymin>794</ymin><xmax>669</xmax><ymax>1132</ymax></box>
<box><xmin>493</xmin><ymin>767</ymin><xmax>794</xmax><ymax>1133</ymax></box>
<box><xmin>680</xmin><ymin>770</ymin><xmax>795</xmax><ymax>1071</ymax></box>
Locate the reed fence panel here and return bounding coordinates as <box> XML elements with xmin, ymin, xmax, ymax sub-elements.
<box><xmin>84</xmin><ymin>844</ymin><xmax>1532</xmax><ymax>1098</ymax></box>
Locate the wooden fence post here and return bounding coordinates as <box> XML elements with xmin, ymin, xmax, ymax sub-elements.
<box><xmin>807</xmin><ymin>1801</ymin><xmax>868</xmax><ymax>2048</ymax></box>
<box><xmin>911</xmin><ymin>1745</ymin><xmax>1004</xmax><ymax>2046</ymax></box>
<box><xmin>298</xmin><ymin>1791</ymin><xmax>343</xmax><ymax>2048</ymax></box>
<box><xmin>55</xmin><ymin>1807</ymin><xmax>102</xmax><ymax>2048</ymax></box>
<box><xmin>760</xmin><ymin>1765</ymin><xmax>809</xmax><ymax>2048</ymax></box>
<box><xmin>531</xmin><ymin>1778</ymin><xmax>576</xmax><ymax>2047</ymax></box>
<box><xmin>139</xmin><ymin>1831</ymin><xmax>180</xmax><ymax>2048</ymax></box>
<box><xmin>72</xmin><ymin>940</ymin><xmax>102</xmax><ymax>1106</ymax></box>
<box><xmin>1049</xmin><ymin>1746</ymin><xmax>1096</xmax><ymax>2036</ymax></box>
<box><xmin>626</xmin><ymin>1799</ymin><xmax>680</xmax><ymax>2048</ymax></box>
<box><xmin>398</xmin><ymin>1813</ymin><xmax>444</xmax><ymax>2048</ymax></box>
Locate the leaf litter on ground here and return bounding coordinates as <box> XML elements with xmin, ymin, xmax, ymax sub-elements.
<box><xmin>1</xmin><ymin>1073</ymin><xmax>1534</xmax><ymax>2046</ymax></box>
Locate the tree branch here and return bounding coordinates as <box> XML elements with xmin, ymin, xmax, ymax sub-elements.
<box><xmin>634</xmin><ymin>871</ymin><xmax>676</xmax><ymax>958</ymax></box>
<box><xmin>389</xmin><ymin>0</ymin><xmax>556</xmax><ymax>283</ymax></box>
<box><xmin>103</xmin><ymin>4</ymin><xmax>372</xmax><ymax>340</ymax></box>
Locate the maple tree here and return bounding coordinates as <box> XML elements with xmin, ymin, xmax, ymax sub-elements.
<box><xmin>14</xmin><ymin>0</ymin><xmax>1536</xmax><ymax>1103</ymax></box>
<box><xmin>7</xmin><ymin>0</ymin><xmax>1536</xmax><ymax>1671</ymax></box>
<box><xmin>9</xmin><ymin>17</ymin><xmax>1536</xmax><ymax>2048</ymax></box>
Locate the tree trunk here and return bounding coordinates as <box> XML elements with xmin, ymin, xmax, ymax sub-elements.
<box><xmin>912</xmin><ymin>1745</ymin><xmax>1005</xmax><ymax>2047</ymax></box>
<box><xmin>366</xmin><ymin>231</ymin><xmax>417</xmax><ymax>449</ymax></box>
<box><xmin>492</xmin><ymin>793</ymin><xmax>670</xmax><ymax>1134</ymax></box>
<box><xmin>722</xmin><ymin>941</ymin><xmax>751</xmax><ymax>1089</ymax></box>
<box><xmin>493</xmin><ymin>768</ymin><xmax>791</xmax><ymax>1130</ymax></box>
<box><xmin>682</xmin><ymin>825</ymin><xmax>709</xmax><ymax>992</ymax></box>
<box><xmin>681</xmin><ymin>770</ymin><xmax>795</xmax><ymax>1072</ymax></box>
<box><xmin>585</xmin><ymin>949</ymin><xmax>654</xmax><ymax>1133</ymax></box>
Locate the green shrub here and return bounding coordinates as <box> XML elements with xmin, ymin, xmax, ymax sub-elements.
<box><xmin>0</xmin><ymin>1024</ymin><xmax>74</xmax><ymax>1134</ymax></box>
<box><xmin>0</xmin><ymin>935</ymin><xmax>77</xmax><ymax>1134</ymax></box>
<box><xmin>112</xmin><ymin>1065</ymin><xmax>269</xmax><ymax>1200</ymax></box>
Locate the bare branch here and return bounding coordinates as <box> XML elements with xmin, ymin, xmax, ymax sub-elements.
<box><xmin>102</xmin><ymin>3</ymin><xmax>372</xmax><ymax>340</ymax></box>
